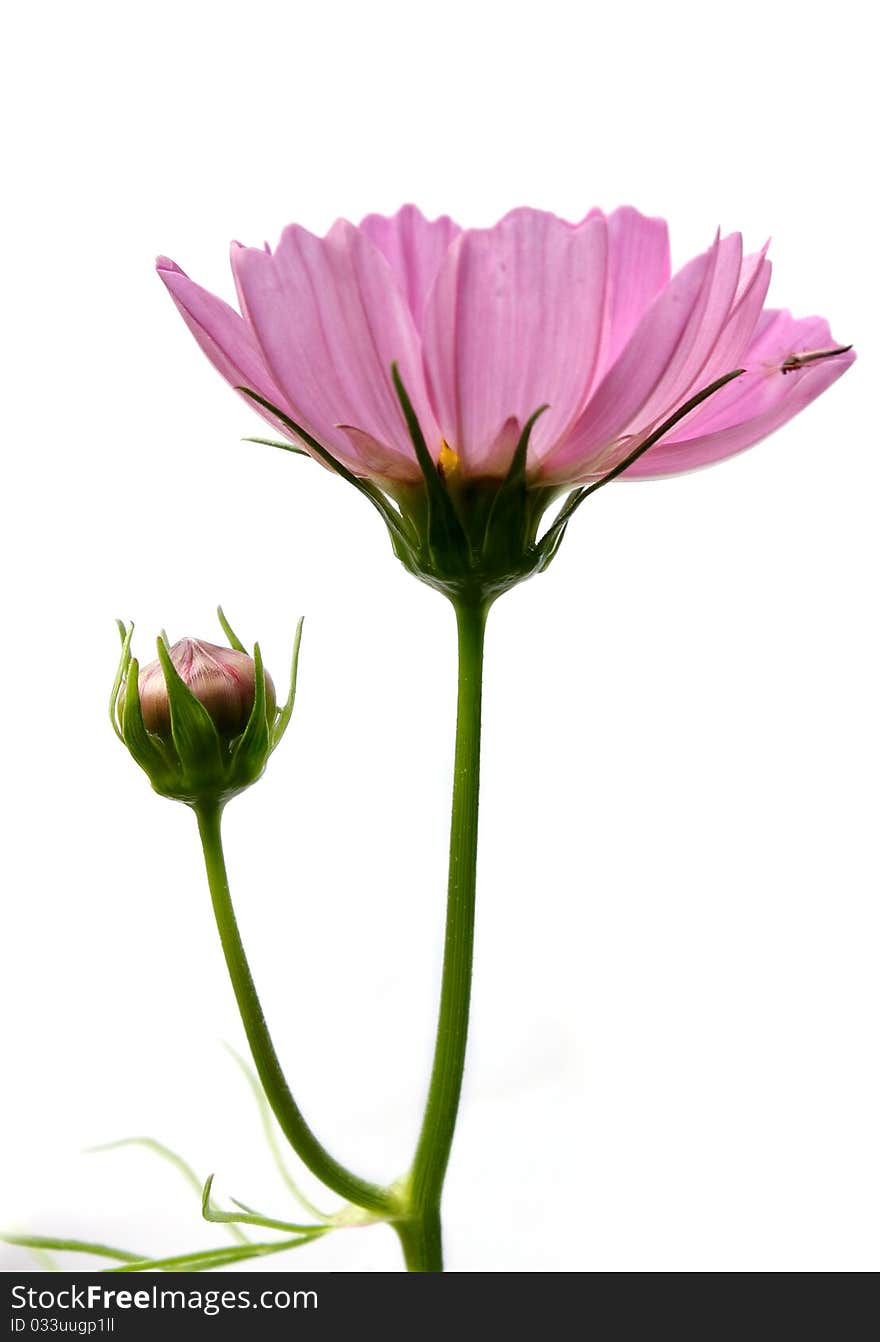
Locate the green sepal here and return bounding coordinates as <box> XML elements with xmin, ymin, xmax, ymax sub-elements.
<box><xmin>216</xmin><ymin>605</ymin><xmax>247</xmax><ymax>653</ymax></box>
<box><xmin>109</xmin><ymin>621</ymin><xmax>134</xmax><ymax>741</ymax></box>
<box><xmin>120</xmin><ymin>658</ymin><xmax>169</xmax><ymax>778</ymax></box>
<box><xmin>481</xmin><ymin>405</ymin><xmax>548</xmax><ymax>566</ymax></box>
<box><xmin>156</xmin><ymin>638</ymin><xmax>225</xmax><ymax>784</ymax></box>
<box><xmin>230</xmin><ymin>641</ymin><xmax>269</xmax><ymax>780</ymax></box>
<box><xmin>242</xmin><ymin>435</ymin><xmax>309</xmax><ymax>457</ymax></box>
<box><xmin>536</xmin><ymin>367</ymin><xmax>747</xmax><ymax>567</ymax></box>
<box><xmin>534</xmin><ymin>502</ymin><xmax>575</xmax><ymax>573</ymax></box>
<box><xmin>391</xmin><ymin>363</ymin><xmax>470</xmax><ymax>574</ymax></box>
<box><xmin>271</xmin><ymin>616</ymin><xmax>304</xmax><ymax>751</ymax></box>
<box><xmin>237</xmin><ymin>386</ymin><xmax>413</xmax><ymax>549</ymax></box>
<box><xmin>236</xmin><ymin>360</ymin><xmax>749</xmax><ymax>605</ymax></box>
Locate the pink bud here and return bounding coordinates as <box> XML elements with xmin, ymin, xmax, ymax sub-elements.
<box><xmin>138</xmin><ymin>638</ymin><xmax>276</xmax><ymax>742</ymax></box>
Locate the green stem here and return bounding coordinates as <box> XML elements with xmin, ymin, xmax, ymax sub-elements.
<box><xmin>397</xmin><ymin>595</ymin><xmax>488</xmax><ymax>1271</ymax></box>
<box><xmin>395</xmin><ymin>1208</ymin><xmax>443</xmax><ymax>1273</ymax></box>
<box><xmin>194</xmin><ymin>802</ymin><xmax>394</xmax><ymax>1216</ymax></box>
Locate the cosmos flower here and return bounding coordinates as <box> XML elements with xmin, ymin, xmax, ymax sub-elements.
<box><xmin>157</xmin><ymin>204</ymin><xmax>853</xmax><ymax>488</ymax></box>
<box><xmin>157</xmin><ymin>206</ymin><xmax>853</xmax><ymax>597</ymax></box>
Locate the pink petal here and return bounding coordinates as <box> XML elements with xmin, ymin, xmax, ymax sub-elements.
<box><xmin>667</xmin><ymin>310</ymin><xmax>827</xmax><ymax>436</ymax></box>
<box><xmin>596</xmin><ymin>206</ymin><xmax>671</xmax><ymax>379</ymax></box>
<box><xmin>156</xmin><ymin>257</ymin><xmax>290</xmax><ymax>433</ymax></box>
<box><xmin>690</xmin><ymin>248</ymin><xmax>771</xmax><ymax>385</ymax></box>
<box><xmin>421</xmin><ymin>208</ymin><xmax>608</xmax><ymax>473</ymax></box>
<box><xmin>542</xmin><ymin>232</ymin><xmax>743</xmax><ymax>479</ymax></box>
<box><xmin>624</xmin><ymin>250</ymin><xmax>772</xmax><ymax>452</ymax></box>
<box><xmin>336</xmin><ymin>425</ymin><xmax>423</xmax><ymax>482</ymax></box>
<box><xmin>483</xmin><ymin>415</ymin><xmax>522</xmax><ymax>474</ymax></box>
<box><xmin>621</xmin><ymin>312</ymin><xmax>855</xmax><ymax>478</ymax></box>
<box><xmin>231</xmin><ymin>220</ymin><xmax>439</xmax><ymax>472</ymax></box>
<box><xmin>621</xmin><ymin>231</ymin><xmax>744</xmax><ymax>432</ymax></box>
<box><xmin>359</xmin><ymin>205</ymin><xmax>460</xmax><ymax>331</ymax></box>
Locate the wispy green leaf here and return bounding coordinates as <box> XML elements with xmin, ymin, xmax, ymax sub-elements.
<box><xmin>223</xmin><ymin>1043</ymin><xmax>329</xmax><ymax>1221</ymax></box>
<box><xmin>2</xmin><ymin>1233</ymin><xmax>146</xmax><ymax>1265</ymax></box>
<box><xmin>201</xmin><ymin>1174</ymin><xmax>321</xmax><ymax>1235</ymax></box>
<box><xmin>27</xmin><ymin>1248</ymin><xmax>59</xmax><ymax>1271</ymax></box>
<box><xmin>108</xmin><ymin>1235</ymin><xmax>324</xmax><ymax>1273</ymax></box>
<box><xmin>87</xmin><ymin>1136</ymin><xmax>203</xmax><ymax>1196</ymax></box>
<box><xmin>86</xmin><ymin>1137</ymin><xmax>249</xmax><ymax>1245</ymax></box>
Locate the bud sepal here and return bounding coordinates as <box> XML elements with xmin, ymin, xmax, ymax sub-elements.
<box><xmin>111</xmin><ymin>610</ymin><xmax>303</xmax><ymax>806</ymax></box>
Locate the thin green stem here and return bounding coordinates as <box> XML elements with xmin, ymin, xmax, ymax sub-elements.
<box><xmin>397</xmin><ymin>595</ymin><xmax>488</xmax><ymax>1271</ymax></box>
<box><xmin>194</xmin><ymin>802</ymin><xmax>394</xmax><ymax>1216</ymax></box>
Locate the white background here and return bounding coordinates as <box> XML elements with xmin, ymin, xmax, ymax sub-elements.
<box><xmin>1</xmin><ymin>0</ymin><xmax>876</xmax><ymax>1273</ymax></box>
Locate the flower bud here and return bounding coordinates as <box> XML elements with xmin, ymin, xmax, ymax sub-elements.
<box><xmin>137</xmin><ymin>638</ymin><xmax>276</xmax><ymax>743</ymax></box>
<box><xmin>111</xmin><ymin>612</ymin><xmax>302</xmax><ymax>807</ymax></box>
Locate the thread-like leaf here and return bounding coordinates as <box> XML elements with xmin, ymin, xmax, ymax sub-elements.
<box><xmin>87</xmin><ymin>1136</ymin><xmax>202</xmax><ymax>1195</ymax></box>
<box><xmin>201</xmin><ymin>1175</ymin><xmax>321</xmax><ymax>1234</ymax></box>
<box><xmin>1</xmin><ymin>1233</ymin><xmax>146</xmax><ymax>1265</ymax></box>
<box><xmin>27</xmin><ymin>1248</ymin><xmax>58</xmax><ymax>1271</ymax></box>
<box><xmin>223</xmin><ymin>1043</ymin><xmax>329</xmax><ymax>1220</ymax></box>
<box><xmin>86</xmin><ymin>1137</ymin><xmax>249</xmax><ymax>1245</ymax></box>
<box><xmin>109</xmin><ymin>1236</ymin><xmax>324</xmax><ymax>1273</ymax></box>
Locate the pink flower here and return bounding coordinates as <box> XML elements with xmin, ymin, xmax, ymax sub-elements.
<box><xmin>157</xmin><ymin>205</ymin><xmax>853</xmax><ymax>488</ymax></box>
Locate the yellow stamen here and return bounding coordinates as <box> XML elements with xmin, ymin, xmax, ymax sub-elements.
<box><xmin>437</xmin><ymin>440</ymin><xmax>459</xmax><ymax>480</ymax></box>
